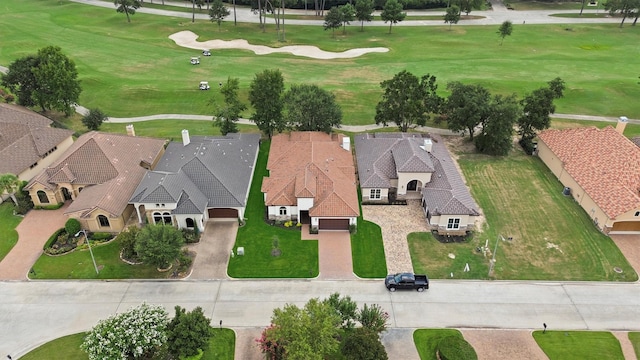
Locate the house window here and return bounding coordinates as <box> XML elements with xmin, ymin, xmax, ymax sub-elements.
<box><xmin>279</xmin><ymin>207</ymin><xmax>287</xmax><ymax>215</ymax></box>
<box><xmin>186</xmin><ymin>218</ymin><xmax>195</xmax><ymax>228</ymax></box>
<box><xmin>162</xmin><ymin>212</ymin><xmax>172</xmax><ymax>225</ymax></box>
<box><xmin>153</xmin><ymin>212</ymin><xmax>163</xmax><ymax>224</ymax></box>
<box><xmin>635</xmin><ymin>211</ymin><xmax>640</xmax><ymax>217</ymax></box>
<box><xmin>98</xmin><ymin>215</ymin><xmax>110</xmax><ymax>227</ymax></box>
<box><xmin>37</xmin><ymin>190</ymin><xmax>49</xmax><ymax>204</ymax></box>
<box><xmin>446</xmin><ymin>218</ymin><xmax>460</xmax><ymax>230</ymax></box>
<box><xmin>370</xmin><ymin>189</ymin><xmax>381</xmax><ymax>200</ymax></box>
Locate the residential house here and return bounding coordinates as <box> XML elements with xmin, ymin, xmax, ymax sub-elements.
<box><xmin>537</xmin><ymin>119</ymin><xmax>640</xmax><ymax>234</ymax></box>
<box><xmin>0</xmin><ymin>103</ymin><xmax>73</xmax><ymax>202</ymax></box>
<box><xmin>25</xmin><ymin>131</ymin><xmax>166</xmax><ymax>233</ymax></box>
<box><xmin>262</xmin><ymin>132</ymin><xmax>359</xmax><ymax>231</ymax></box>
<box><xmin>130</xmin><ymin>131</ymin><xmax>260</xmax><ymax>231</ymax></box>
<box><xmin>355</xmin><ymin>133</ymin><xmax>480</xmax><ymax>236</ymax></box>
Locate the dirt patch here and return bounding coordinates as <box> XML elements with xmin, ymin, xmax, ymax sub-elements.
<box><xmin>462</xmin><ymin>330</ymin><xmax>548</xmax><ymax>360</ymax></box>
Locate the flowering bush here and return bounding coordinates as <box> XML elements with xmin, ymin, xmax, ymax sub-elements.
<box><xmin>256</xmin><ymin>324</ymin><xmax>285</xmax><ymax>360</ymax></box>
<box><xmin>81</xmin><ymin>303</ymin><xmax>169</xmax><ymax>360</ymax></box>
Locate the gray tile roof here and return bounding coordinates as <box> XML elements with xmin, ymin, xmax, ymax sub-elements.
<box><xmin>131</xmin><ymin>133</ymin><xmax>260</xmax><ymax>214</ymax></box>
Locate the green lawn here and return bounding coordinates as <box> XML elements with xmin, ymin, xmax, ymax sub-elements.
<box><xmin>1</xmin><ymin>0</ymin><xmax>639</xmax><ymax>126</ymax></box>
<box><xmin>0</xmin><ymin>202</ymin><xmax>21</xmax><ymax>262</ymax></box>
<box><xmin>629</xmin><ymin>332</ymin><xmax>640</xmax><ymax>360</ymax></box>
<box><xmin>228</xmin><ymin>140</ymin><xmax>320</xmax><ymax>278</ymax></box>
<box><xmin>550</xmin><ymin>118</ymin><xmax>640</xmax><ymax>138</ymax></box>
<box><xmin>351</xmin><ymin>186</ymin><xmax>387</xmax><ymax>278</ymax></box>
<box><xmin>533</xmin><ymin>331</ymin><xmax>624</xmax><ymax>359</ymax></box>
<box><xmin>19</xmin><ymin>328</ymin><xmax>235</xmax><ymax>360</ymax></box>
<box><xmin>413</xmin><ymin>329</ymin><xmax>469</xmax><ymax>360</ymax></box>
<box><xmin>30</xmin><ymin>238</ymin><xmax>168</xmax><ymax>279</ymax></box>
<box><xmin>410</xmin><ymin>146</ymin><xmax>638</xmax><ymax>281</ymax></box>
<box><xmin>508</xmin><ymin>0</ymin><xmax>587</xmax><ymax>10</ymax></box>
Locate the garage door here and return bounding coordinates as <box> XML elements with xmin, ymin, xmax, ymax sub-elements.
<box><xmin>318</xmin><ymin>219</ymin><xmax>349</xmax><ymax>231</ymax></box>
<box><xmin>208</xmin><ymin>208</ymin><xmax>238</xmax><ymax>218</ymax></box>
<box><xmin>611</xmin><ymin>221</ymin><xmax>640</xmax><ymax>232</ymax></box>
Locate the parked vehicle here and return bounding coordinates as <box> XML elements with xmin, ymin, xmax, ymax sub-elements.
<box><xmin>199</xmin><ymin>81</ymin><xmax>210</xmax><ymax>90</ymax></box>
<box><xmin>385</xmin><ymin>272</ymin><xmax>429</xmax><ymax>292</ymax></box>
<box><xmin>190</xmin><ymin>57</ymin><xmax>200</xmax><ymax>65</ymax></box>
<box><xmin>202</xmin><ymin>49</ymin><xmax>211</xmax><ymax>56</ymax></box>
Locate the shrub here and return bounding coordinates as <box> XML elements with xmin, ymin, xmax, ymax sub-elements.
<box><xmin>65</xmin><ymin>218</ymin><xmax>81</xmax><ymax>237</ymax></box>
<box><xmin>90</xmin><ymin>232</ymin><xmax>113</xmax><ymax>241</ymax></box>
<box><xmin>357</xmin><ymin>303</ymin><xmax>389</xmax><ymax>334</ymax></box>
<box><xmin>82</xmin><ymin>108</ymin><xmax>108</xmax><ymax>131</ymax></box>
<box><xmin>14</xmin><ymin>186</ymin><xmax>33</xmax><ymax>215</ymax></box>
<box><xmin>134</xmin><ymin>224</ymin><xmax>184</xmax><ymax>269</ymax></box>
<box><xmin>166</xmin><ymin>306</ymin><xmax>212</xmax><ymax>359</ymax></box>
<box><xmin>177</xmin><ymin>250</ymin><xmax>193</xmax><ymax>273</ymax></box>
<box><xmin>349</xmin><ymin>224</ymin><xmax>357</xmax><ymax>234</ymax></box>
<box><xmin>44</xmin><ymin>228</ymin><xmax>65</xmax><ymax>250</ymax></box>
<box><xmin>181</xmin><ymin>228</ymin><xmax>200</xmax><ymax>244</ymax></box>
<box><xmin>117</xmin><ymin>226</ymin><xmax>140</xmax><ymax>261</ymax></box>
<box><xmin>437</xmin><ymin>336</ymin><xmax>478</xmax><ymax>360</ymax></box>
<box><xmin>341</xmin><ymin>327</ymin><xmax>388</xmax><ymax>360</ymax></box>
<box><xmin>34</xmin><ymin>203</ymin><xmax>64</xmax><ymax>210</ymax></box>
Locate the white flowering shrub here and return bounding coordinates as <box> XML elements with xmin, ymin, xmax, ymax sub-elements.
<box><xmin>81</xmin><ymin>302</ymin><xmax>169</xmax><ymax>360</ymax></box>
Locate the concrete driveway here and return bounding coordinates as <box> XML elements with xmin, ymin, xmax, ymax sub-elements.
<box><xmin>301</xmin><ymin>226</ymin><xmax>355</xmax><ymax>280</ymax></box>
<box><xmin>0</xmin><ymin>203</ymin><xmax>69</xmax><ymax>280</ymax></box>
<box><xmin>187</xmin><ymin>219</ymin><xmax>238</xmax><ymax>280</ymax></box>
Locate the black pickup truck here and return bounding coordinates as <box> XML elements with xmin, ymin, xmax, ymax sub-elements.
<box><xmin>384</xmin><ymin>272</ymin><xmax>429</xmax><ymax>292</ymax></box>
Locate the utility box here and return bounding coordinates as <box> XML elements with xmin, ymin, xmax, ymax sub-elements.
<box><xmin>237</xmin><ymin>247</ymin><xmax>245</xmax><ymax>256</ymax></box>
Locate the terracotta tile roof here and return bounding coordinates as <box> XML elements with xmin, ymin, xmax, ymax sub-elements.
<box><xmin>0</xmin><ymin>103</ymin><xmax>73</xmax><ymax>174</ymax></box>
<box><xmin>538</xmin><ymin>126</ymin><xmax>640</xmax><ymax>219</ymax></box>
<box><xmin>262</xmin><ymin>132</ymin><xmax>359</xmax><ymax>218</ymax></box>
<box><xmin>27</xmin><ymin>132</ymin><xmax>166</xmax><ymax>218</ymax></box>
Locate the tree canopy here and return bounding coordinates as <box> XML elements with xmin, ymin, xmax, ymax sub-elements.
<box><xmin>517</xmin><ymin>77</ymin><xmax>565</xmax><ymax>147</ymax></box>
<box><xmin>340</xmin><ymin>3</ymin><xmax>356</xmax><ymax>34</ymax></box>
<box><xmin>166</xmin><ymin>306</ymin><xmax>212</xmax><ymax>358</ymax></box>
<box><xmin>498</xmin><ymin>20</ymin><xmax>513</xmax><ymax>45</ymax></box>
<box><xmin>324</xmin><ymin>6</ymin><xmax>343</xmax><ymax>37</ymax></box>
<box><xmin>453</xmin><ymin>0</ymin><xmax>484</xmax><ymax>15</ymax></box>
<box><xmin>380</xmin><ymin>0</ymin><xmax>406</xmax><ymax>33</ymax></box>
<box><xmin>444</xmin><ymin>81</ymin><xmax>491</xmax><ymax>141</ymax></box>
<box><xmin>1</xmin><ymin>55</ymin><xmax>39</xmax><ymax>108</ymax></box>
<box><xmin>248</xmin><ymin>69</ymin><xmax>285</xmax><ymax>139</ymax></box>
<box><xmin>284</xmin><ymin>84</ymin><xmax>342</xmax><ymax>133</ymax></box>
<box><xmin>213</xmin><ymin>77</ymin><xmax>246</xmax><ymax>135</ymax></box>
<box><xmin>82</xmin><ymin>108</ymin><xmax>108</xmax><ymax>131</ymax></box>
<box><xmin>209</xmin><ymin>0</ymin><xmax>230</xmax><ymax>29</ymax></box>
<box><xmin>114</xmin><ymin>0</ymin><xmax>141</xmax><ymax>23</ymax></box>
<box><xmin>134</xmin><ymin>224</ymin><xmax>184</xmax><ymax>269</ymax></box>
<box><xmin>444</xmin><ymin>5</ymin><xmax>461</xmax><ymax>29</ymax></box>
<box><xmin>474</xmin><ymin>93</ymin><xmax>521</xmax><ymax>156</ymax></box>
<box><xmin>355</xmin><ymin>0</ymin><xmax>375</xmax><ymax>31</ymax></box>
<box><xmin>0</xmin><ymin>174</ymin><xmax>22</xmax><ymax>206</ymax></box>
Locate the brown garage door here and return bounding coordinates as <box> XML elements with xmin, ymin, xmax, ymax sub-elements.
<box><xmin>611</xmin><ymin>221</ymin><xmax>640</xmax><ymax>232</ymax></box>
<box><xmin>318</xmin><ymin>219</ymin><xmax>349</xmax><ymax>230</ymax></box>
<box><xmin>208</xmin><ymin>208</ymin><xmax>238</xmax><ymax>218</ymax></box>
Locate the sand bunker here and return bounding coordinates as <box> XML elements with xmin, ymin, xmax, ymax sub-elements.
<box><xmin>169</xmin><ymin>31</ymin><xmax>389</xmax><ymax>60</ymax></box>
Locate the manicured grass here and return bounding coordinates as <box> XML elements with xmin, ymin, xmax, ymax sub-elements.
<box><xmin>533</xmin><ymin>331</ymin><xmax>624</xmax><ymax>359</ymax></box>
<box><xmin>551</xmin><ymin>13</ymin><xmax>611</xmax><ymax>18</ymax></box>
<box><xmin>411</xmin><ymin>145</ymin><xmax>637</xmax><ymax>281</ymax></box>
<box><xmin>19</xmin><ymin>328</ymin><xmax>235</xmax><ymax>360</ymax></box>
<box><xmin>351</xmin><ymin>218</ymin><xmax>387</xmax><ymax>277</ymax></box>
<box><xmin>228</xmin><ymin>141</ymin><xmax>320</xmax><ymax>278</ymax></box>
<box><xmin>629</xmin><ymin>332</ymin><xmax>640</xmax><ymax>360</ymax></box>
<box><xmin>0</xmin><ymin>202</ymin><xmax>21</xmax><ymax>262</ymax></box>
<box><xmin>550</xmin><ymin>118</ymin><xmax>640</xmax><ymax>138</ymax></box>
<box><xmin>100</xmin><ymin>120</ymin><xmax>259</xmax><ymax>138</ymax></box>
<box><xmin>2</xmin><ymin>1</ymin><xmax>639</xmax><ymax>126</ymax></box>
<box><xmin>508</xmin><ymin>0</ymin><xmax>586</xmax><ymax>10</ymax></box>
<box><xmin>30</xmin><ymin>238</ymin><xmax>168</xmax><ymax>279</ymax></box>
<box><xmin>413</xmin><ymin>329</ymin><xmax>467</xmax><ymax>360</ymax></box>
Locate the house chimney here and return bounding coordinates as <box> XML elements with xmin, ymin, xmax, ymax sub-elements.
<box><xmin>342</xmin><ymin>137</ymin><xmax>351</xmax><ymax>151</ymax></box>
<box><xmin>181</xmin><ymin>129</ymin><xmax>190</xmax><ymax>146</ymax></box>
<box><xmin>126</xmin><ymin>124</ymin><xmax>136</xmax><ymax>137</ymax></box>
<box><xmin>616</xmin><ymin>116</ymin><xmax>628</xmax><ymax>134</ymax></box>
<box><xmin>423</xmin><ymin>138</ymin><xmax>433</xmax><ymax>153</ymax></box>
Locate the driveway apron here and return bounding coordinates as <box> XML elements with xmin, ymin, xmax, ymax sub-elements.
<box><xmin>0</xmin><ymin>203</ymin><xmax>69</xmax><ymax>280</ymax></box>
<box><xmin>302</xmin><ymin>226</ymin><xmax>355</xmax><ymax>280</ymax></box>
<box><xmin>187</xmin><ymin>219</ymin><xmax>237</xmax><ymax>280</ymax></box>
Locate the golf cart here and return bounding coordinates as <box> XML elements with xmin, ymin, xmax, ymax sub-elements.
<box><xmin>190</xmin><ymin>57</ymin><xmax>200</xmax><ymax>65</ymax></box>
<box><xmin>199</xmin><ymin>81</ymin><xmax>210</xmax><ymax>90</ymax></box>
<box><xmin>202</xmin><ymin>49</ymin><xmax>211</xmax><ymax>56</ymax></box>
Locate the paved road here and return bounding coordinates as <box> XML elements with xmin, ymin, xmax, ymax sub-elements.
<box><xmin>2</xmin><ymin>279</ymin><xmax>640</xmax><ymax>357</ymax></box>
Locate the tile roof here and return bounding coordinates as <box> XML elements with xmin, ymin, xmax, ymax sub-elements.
<box><xmin>130</xmin><ymin>133</ymin><xmax>260</xmax><ymax>212</ymax></box>
<box><xmin>538</xmin><ymin>126</ymin><xmax>640</xmax><ymax>219</ymax></box>
<box><xmin>26</xmin><ymin>132</ymin><xmax>166</xmax><ymax>218</ymax></box>
<box><xmin>0</xmin><ymin>103</ymin><xmax>73</xmax><ymax>174</ymax></box>
<box><xmin>262</xmin><ymin>132</ymin><xmax>359</xmax><ymax>218</ymax></box>
<box><xmin>354</xmin><ymin>133</ymin><xmax>479</xmax><ymax>216</ymax></box>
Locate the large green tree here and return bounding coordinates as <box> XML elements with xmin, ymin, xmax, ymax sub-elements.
<box><xmin>1</xmin><ymin>55</ymin><xmax>39</xmax><ymax>108</ymax></box>
<box><xmin>380</xmin><ymin>0</ymin><xmax>406</xmax><ymax>33</ymax></box>
<box><xmin>324</xmin><ymin>292</ymin><xmax>358</xmax><ymax>330</ymax></box>
<box><xmin>444</xmin><ymin>5</ymin><xmax>461</xmax><ymax>29</ymax></box>
<box><xmin>82</xmin><ymin>108</ymin><xmax>108</xmax><ymax>131</ymax></box>
<box><xmin>354</xmin><ymin>0</ymin><xmax>375</xmax><ymax>31</ymax></box>
<box><xmin>453</xmin><ymin>0</ymin><xmax>483</xmax><ymax>15</ymax></box>
<box><xmin>284</xmin><ymin>84</ymin><xmax>342</xmax><ymax>133</ymax></box>
<box><xmin>444</xmin><ymin>81</ymin><xmax>491</xmax><ymax>141</ymax></box>
<box><xmin>375</xmin><ymin>71</ymin><xmax>441</xmax><ymax>132</ymax></box>
<box><xmin>167</xmin><ymin>306</ymin><xmax>212</xmax><ymax>359</ymax></box>
<box><xmin>474</xmin><ymin>94</ymin><xmax>521</xmax><ymax>156</ymax></box>
<box><xmin>0</xmin><ymin>174</ymin><xmax>22</xmax><ymax>206</ymax></box>
<box><xmin>134</xmin><ymin>224</ymin><xmax>184</xmax><ymax>269</ymax></box>
<box><xmin>324</xmin><ymin>6</ymin><xmax>343</xmax><ymax>37</ymax></box>
<box><xmin>604</xmin><ymin>0</ymin><xmax>639</xmax><ymax>26</ymax></box>
<box><xmin>340</xmin><ymin>3</ymin><xmax>356</xmax><ymax>34</ymax></box>
<box><xmin>213</xmin><ymin>77</ymin><xmax>246</xmax><ymax>135</ymax></box>
<box><xmin>517</xmin><ymin>77</ymin><xmax>565</xmax><ymax>146</ymax></box>
<box><xmin>209</xmin><ymin>0</ymin><xmax>230</xmax><ymax>30</ymax></box>
<box><xmin>114</xmin><ymin>0</ymin><xmax>141</xmax><ymax>23</ymax></box>
<box><xmin>498</xmin><ymin>20</ymin><xmax>513</xmax><ymax>45</ymax></box>
<box><xmin>341</xmin><ymin>327</ymin><xmax>388</xmax><ymax>360</ymax></box>
<box><xmin>248</xmin><ymin>69</ymin><xmax>285</xmax><ymax>139</ymax></box>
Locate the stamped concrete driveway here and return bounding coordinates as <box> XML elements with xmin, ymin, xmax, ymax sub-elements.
<box><xmin>0</xmin><ymin>203</ymin><xmax>69</xmax><ymax>280</ymax></box>
<box><xmin>187</xmin><ymin>219</ymin><xmax>238</xmax><ymax>279</ymax></box>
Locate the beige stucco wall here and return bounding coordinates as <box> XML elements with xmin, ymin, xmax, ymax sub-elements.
<box><xmin>397</xmin><ymin>172</ymin><xmax>431</xmax><ymax>195</ymax></box>
<box><xmin>17</xmin><ymin>136</ymin><xmax>74</xmax><ymax>182</ymax></box>
<box><xmin>361</xmin><ymin>187</ymin><xmax>390</xmax><ymax>203</ymax></box>
<box><xmin>28</xmin><ymin>183</ymin><xmax>58</xmax><ymax>206</ymax></box>
<box><xmin>69</xmin><ymin>207</ymin><xmax>127</xmax><ymax>233</ymax></box>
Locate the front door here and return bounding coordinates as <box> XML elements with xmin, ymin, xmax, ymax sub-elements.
<box><xmin>61</xmin><ymin>187</ymin><xmax>72</xmax><ymax>201</ymax></box>
<box><xmin>407</xmin><ymin>180</ymin><xmax>418</xmax><ymax>191</ymax></box>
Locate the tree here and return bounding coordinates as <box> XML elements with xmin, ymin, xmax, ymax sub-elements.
<box><xmin>283</xmin><ymin>84</ymin><xmax>342</xmax><ymax>133</ymax></box>
<box><xmin>341</xmin><ymin>327</ymin><xmax>388</xmax><ymax>360</ymax></box>
<box><xmin>134</xmin><ymin>223</ymin><xmax>184</xmax><ymax>269</ymax></box>
<box><xmin>380</xmin><ymin>0</ymin><xmax>406</xmax><ymax>34</ymax></box>
<box><xmin>324</xmin><ymin>6</ymin><xmax>343</xmax><ymax>37</ymax></box>
<box><xmin>604</xmin><ymin>0</ymin><xmax>639</xmax><ymax>27</ymax></box>
<box><xmin>375</xmin><ymin>71</ymin><xmax>442</xmax><ymax>132</ymax></box>
<box><xmin>474</xmin><ymin>94</ymin><xmax>521</xmax><ymax>156</ymax></box>
<box><xmin>498</xmin><ymin>20</ymin><xmax>513</xmax><ymax>45</ymax></box>
<box><xmin>114</xmin><ymin>0</ymin><xmax>141</xmax><ymax>23</ymax></box>
<box><xmin>453</xmin><ymin>0</ymin><xmax>483</xmax><ymax>15</ymax></box>
<box><xmin>118</xmin><ymin>225</ymin><xmax>141</xmax><ymax>261</ymax></box>
<box><xmin>1</xmin><ymin>55</ymin><xmax>39</xmax><ymax>108</ymax></box>
<box><xmin>355</xmin><ymin>0</ymin><xmax>375</xmax><ymax>31</ymax></box>
<box><xmin>213</xmin><ymin>77</ymin><xmax>246</xmax><ymax>135</ymax></box>
<box><xmin>81</xmin><ymin>303</ymin><xmax>169</xmax><ymax>360</ymax></box>
<box><xmin>248</xmin><ymin>69</ymin><xmax>285</xmax><ymax>139</ymax></box>
<box><xmin>0</xmin><ymin>174</ymin><xmax>22</xmax><ymax>206</ymax></box>
<box><xmin>340</xmin><ymin>3</ymin><xmax>356</xmax><ymax>34</ymax></box>
<box><xmin>167</xmin><ymin>306</ymin><xmax>212</xmax><ymax>359</ymax></box>
<box><xmin>82</xmin><ymin>108</ymin><xmax>108</xmax><ymax>131</ymax></box>
<box><xmin>209</xmin><ymin>0</ymin><xmax>230</xmax><ymax>30</ymax></box>
<box><xmin>65</xmin><ymin>218</ymin><xmax>81</xmax><ymax>238</ymax></box>
<box><xmin>444</xmin><ymin>5</ymin><xmax>461</xmax><ymax>29</ymax></box>
<box><xmin>357</xmin><ymin>303</ymin><xmax>389</xmax><ymax>334</ymax></box>
<box><xmin>324</xmin><ymin>292</ymin><xmax>358</xmax><ymax>330</ymax></box>
<box><xmin>444</xmin><ymin>81</ymin><xmax>491</xmax><ymax>141</ymax></box>
<box><xmin>517</xmin><ymin>78</ymin><xmax>565</xmax><ymax>147</ymax></box>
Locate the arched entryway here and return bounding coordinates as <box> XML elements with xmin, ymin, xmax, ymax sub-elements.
<box><xmin>407</xmin><ymin>180</ymin><xmax>418</xmax><ymax>191</ymax></box>
<box><xmin>61</xmin><ymin>187</ymin><xmax>72</xmax><ymax>201</ymax></box>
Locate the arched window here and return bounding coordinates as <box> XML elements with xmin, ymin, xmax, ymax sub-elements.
<box><xmin>279</xmin><ymin>207</ymin><xmax>287</xmax><ymax>215</ymax></box>
<box><xmin>97</xmin><ymin>215</ymin><xmax>110</xmax><ymax>227</ymax></box>
<box><xmin>163</xmin><ymin>212</ymin><xmax>172</xmax><ymax>225</ymax></box>
<box><xmin>37</xmin><ymin>190</ymin><xmax>49</xmax><ymax>204</ymax></box>
<box><xmin>153</xmin><ymin>212</ymin><xmax>162</xmax><ymax>224</ymax></box>
<box><xmin>186</xmin><ymin>218</ymin><xmax>195</xmax><ymax>228</ymax></box>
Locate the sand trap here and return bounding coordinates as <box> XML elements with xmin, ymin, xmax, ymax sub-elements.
<box><xmin>169</xmin><ymin>31</ymin><xmax>389</xmax><ymax>59</ymax></box>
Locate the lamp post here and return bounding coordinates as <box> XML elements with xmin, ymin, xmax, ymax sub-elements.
<box><xmin>76</xmin><ymin>229</ymin><xmax>99</xmax><ymax>275</ymax></box>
